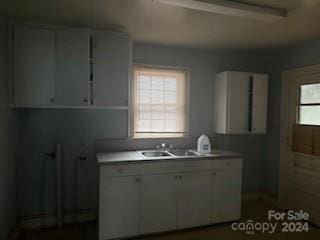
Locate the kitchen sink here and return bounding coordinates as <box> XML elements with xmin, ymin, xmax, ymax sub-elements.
<box><xmin>138</xmin><ymin>150</ymin><xmax>173</xmax><ymax>158</ymax></box>
<box><xmin>169</xmin><ymin>149</ymin><xmax>200</xmax><ymax>157</ymax></box>
<box><xmin>138</xmin><ymin>149</ymin><xmax>200</xmax><ymax>158</ymax></box>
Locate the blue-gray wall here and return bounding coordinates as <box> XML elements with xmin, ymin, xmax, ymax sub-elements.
<box><xmin>0</xmin><ymin>17</ymin><xmax>17</xmax><ymax>239</ymax></box>
<box><xmin>16</xmin><ymin>42</ymin><xmax>269</xmax><ymax>217</ymax></box>
<box><xmin>262</xmin><ymin>39</ymin><xmax>320</xmax><ymax>198</ymax></box>
<box><xmin>6</xmin><ymin>21</ymin><xmax>320</xmax><ymax>222</ymax></box>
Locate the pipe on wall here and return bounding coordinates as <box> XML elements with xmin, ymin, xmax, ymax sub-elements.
<box><xmin>56</xmin><ymin>143</ymin><xmax>62</xmax><ymax>227</ymax></box>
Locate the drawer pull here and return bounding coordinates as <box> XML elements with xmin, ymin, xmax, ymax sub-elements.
<box><xmin>212</xmin><ymin>172</ymin><xmax>216</xmax><ymax>176</ymax></box>
<box><xmin>135</xmin><ymin>178</ymin><xmax>140</xmax><ymax>182</ymax></box>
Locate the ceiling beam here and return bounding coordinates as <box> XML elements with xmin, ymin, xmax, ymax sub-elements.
<box><xmin>152</xmin><ymin>0</ymin><xmax>287</xmax><ymax>22</ymax></box>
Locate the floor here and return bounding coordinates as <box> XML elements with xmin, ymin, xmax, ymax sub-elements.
<box><xmin>19</xmin><ymin>200</ymin><xmax>320</xmax><ymax>240</ymax></box>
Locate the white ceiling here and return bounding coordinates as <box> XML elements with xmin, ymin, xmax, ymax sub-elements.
<box><xmin>3</xmin><ymin>0</ymin><xmax>320</xmax><ymax>49</ymax></box>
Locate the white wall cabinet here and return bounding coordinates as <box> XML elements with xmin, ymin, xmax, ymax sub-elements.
<box><xmin>13</xmin><ymin>27</ymin><xmax>55</xmax><ymax>105</ymax></box>
<box><xmin>99</xmin><ymin>176</ymin><xmax>140</xmax><ymax>240</ymax></box>
<box><xmin>11</xmin><ymin>26</ymin><xmax>132</xmax><ymax>109</ymax></box>
<box><xmin>99</xmin><ymin>158</ymin><xmax>242</xmax><ymax>240</ymax></box>
<box><xmin>93</xmin><ymin>32</ymin><xmax>131</xmax><ymax>108</ymax></box>
<box><xmin>55</xmin><ymin>28</ymin><xmax>90</xmax><ymax>106</ymax></box>
<box><xmin>213</xmin><ymin>71</ymin><xmax>268</xmax><ymax>134</ymax></box>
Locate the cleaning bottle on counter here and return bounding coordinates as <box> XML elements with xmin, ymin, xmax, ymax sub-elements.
<box><xmin>197</xmin><ymin>134</ymin><xmax>211</xmax><ymax>155</ymax></box>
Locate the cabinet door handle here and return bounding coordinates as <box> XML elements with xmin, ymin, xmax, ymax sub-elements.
<box><xmin>135</xmin><ymin>178</ymin><xmax>140</xmax><ymax>182</ymax></box>
<box><xmin>179</xmin><ymin>176</ymin><xmax>182</xmax><ymax>179</ymax></box>
<box><xmin>212</xmin><ymin>172</ymin><xmax>216</xmax><ymax>176</ymax></box>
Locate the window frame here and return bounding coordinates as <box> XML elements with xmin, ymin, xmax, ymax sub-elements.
<box><xmin>129</xmin><ymin>63</ymin><xmax>190</xmax><ymax>139</ymax></box>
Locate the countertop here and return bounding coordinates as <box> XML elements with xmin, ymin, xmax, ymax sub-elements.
<box><xmin>96</xmin><ymin>149</ymin><xmax>242</xmax><ymax>165</ymax></box>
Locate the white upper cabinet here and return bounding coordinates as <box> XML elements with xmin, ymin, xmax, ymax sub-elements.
<box><xmin>93</xmin><ymin>32</ymin><xmax>131</xmax><ymax>108</ymax></box>
<box><xmin>213</xmin><ymin>71</ymin><xmax>268</xmax><ymax>134</ymax></box>
<box><xmin>11</xmin><ymin>25</ymin><xmax>132</xmax><ymax>109</ymax></box>
<box><xmin>252</xmin><ymin>73</ymin><xmax>268</xmax><ymax>133</ymax></box>
<box><xmin>55</xmin><ymin>28</ymin><xmax>90</xmax><ymax>106</ymax></box>
<box><xmin>13</xmin><ymin>27</ymin><xmax>55</xmax><ymax>105</ymax></box>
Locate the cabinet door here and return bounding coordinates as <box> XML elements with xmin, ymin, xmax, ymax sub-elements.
<box><xmin>140</xmin><ymin>174</ymin><xmax>177</xmax><ymax>234</ymax></box>
<box><xmin>227</xmin><ymin>71</ymin><xmax>250</xmax><ymax>133</ymax></box>
<box><xmin>93</xmin><ymin>32</ymin><xmax>131</xmax><ymax>107</ymax></box>
<box><xmin>55</xmin><ymin>28</ymin><xmax>90</xmax><ymax>106</ymax></box>
<box><xmin>252</xmin><ymin>74</ymin><xmax>268</xmax><ymax>133</ymax></box>
<box><xmin>211</xmin><ymin>169</ymin><xmax>242</xmax><ymax>223</ymax></box>
<box><xmin>99</xmin><ymin>176</ymin><xmax>140</xmax><ymax>240</ymax></box>
<box><xmin>177</xmin><ymin>171</ymin><xmax>211</xmax><ymax>229</ymax></box>
<box><xmin>13</xmin><ymin>27</ymin><xmax>55</xmax><ymax>105</ymax></box>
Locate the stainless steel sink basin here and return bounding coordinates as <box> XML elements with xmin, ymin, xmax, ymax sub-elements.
<box><xmin>137</xmin><ymin>149</ymin><xmax>200</xmax><ymax>158</ymax></box>
<box><xmin>138</xmin><ymin>151</ymin><xmax>172</xmax><ymax>158</ymax></box>
<box><xmin>169</xmin><ymin>149</ymin><xmax>200</xmax><ymax>157</ymax></box>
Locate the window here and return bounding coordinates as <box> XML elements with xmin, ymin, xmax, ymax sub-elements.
<box><xmin>131</xmin><ymin>66</ymin><xmax>188</xmax><ymax>138</ymax></box>
<box><xmin>298</xmin><ymin>83</ymin><xmax>320</xmax><ymax>125</ymax></box>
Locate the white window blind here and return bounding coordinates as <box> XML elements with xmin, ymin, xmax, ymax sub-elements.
<box><xmin>133</xmin><ymin>67</ymin><xmax>188</xmax><ymax>138</ymax></box>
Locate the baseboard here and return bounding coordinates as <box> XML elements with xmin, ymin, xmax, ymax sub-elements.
<box><xmin>8</xmin><ymin>193</ymin><xmax>278</xmax><ymax>236</ymax></box>
<box><xmin>18</xmin><ymin>209</ymin><xmax>96</xmax><ymax>230</ymax></box>
<box><xmin>7</xmin><ymin>222</ymin><xmax>21</xmax><ymax>240</ymax></box>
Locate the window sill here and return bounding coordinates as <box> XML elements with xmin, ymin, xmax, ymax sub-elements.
<box><xmin>132</xmin><ymin>133</ymin><xmax>187</xmax><ymax>139</ymax></box>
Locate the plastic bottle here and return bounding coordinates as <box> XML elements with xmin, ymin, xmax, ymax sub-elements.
<box><xmin>197</xmin><ymin>134</ymin><xmax>211</xmax><ymax>155</ymax></box>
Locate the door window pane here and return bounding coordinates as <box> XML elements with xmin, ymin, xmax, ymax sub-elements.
<box><xmin>299</xmin><ymin>106</ymin><xmax>320</xmax><ymax>125</ymax></box>
<box><xmin>300</xmin><ymin>83</ymin><xmax>320</xmax><ymax>104</ymax></box>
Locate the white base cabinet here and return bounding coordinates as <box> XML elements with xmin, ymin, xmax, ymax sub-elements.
<box><xmin>99</xmin><ymin>176</ymin><xmax>140</xmax><ymax>240</ymax></box>
<box><xmin>177</xmin><ymin>171</ymin><xmax>211</xmax><ymax>229</ymax></box>
<box><xmin>211</xmin><ymin>169</ymin><xmax>242</xmax><ymax>223</ymax></box>
<box><xmin>99</xmin><ymin>158</ymin><xmax>242</xmax><ymax>240</ymax></box>
<box><xmin>140</xmin><ymin>174</ymin><xmax>178</xmax><ymax>234</ymax></box>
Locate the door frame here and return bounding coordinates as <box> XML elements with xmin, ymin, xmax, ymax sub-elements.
<box><xmin>279</xmin><ymin>63</ymin><xmax>320</xmax><ymax>208</ymax></box>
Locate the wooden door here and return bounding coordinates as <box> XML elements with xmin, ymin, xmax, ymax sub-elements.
<box><xmin>283</xmin><ymin>72</ymin><xmax>320</xmax><ymax>226</ymax></box>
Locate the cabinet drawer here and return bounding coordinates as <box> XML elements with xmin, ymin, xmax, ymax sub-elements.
<box><xmin>212</xmin><ymin>159</ymin><xmax>242</xmax><ymax>170</ymax></box>
<box><xmin>141</xmin><ymin>160</ymin><xmax>212</xmax><ymax>175</ymax></box>
<box><xmin>100</xmin><ymin>163</ymin><xmax>141</xmax><ymax>178</ymax></box>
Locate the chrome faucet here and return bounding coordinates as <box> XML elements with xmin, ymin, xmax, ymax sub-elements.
<box><xmin>156</xmin><ymin>143</ymin><xmax>173</xmax><ymax>151</ymax></box>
